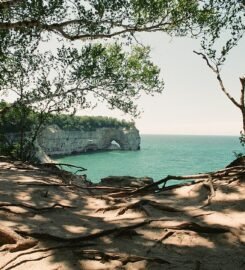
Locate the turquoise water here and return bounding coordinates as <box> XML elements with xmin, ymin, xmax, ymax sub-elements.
<box><xmin>56</xmin><ymin>135</ymin><xmax>243</xmax><ymax>183</ymax></box>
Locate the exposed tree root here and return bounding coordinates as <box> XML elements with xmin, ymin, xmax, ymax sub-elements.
<box><xmin>18</xmin><ymin>219</ymin><xmax>153</xmax><ymax>243</ymax></box>
<box><xmin>73</xmin><ymin>249</ymin><xmax>170</xmax><ymax>265</ymax></box>
<box><xmin>114</xmin><ymin>228</ymin><xmax>142</xmax><ymax>238</ymax></box>
<box><xmin>17</xmin><ymin>219</ymin><xmax>231</xmax><ymax>246</ymax></box>
<box><xmin>1</xmin><ymin>161</ymin><xmax>244</xmax><ymax>269</ymax></box>
<box><xmin>1</xmin><ymin>239</ymin><xmax>38</xmax><ymax>253</ymax></box>
<box><xmin>201</xmin><ymin>176</ymin><xmax>216</xmax><ymax>208</ymax></box>
<box><xmin>0</xmin><ymin>202</ymin><xmax>76</xmax><ymax>212</ymax></box>
<box><xmin>3</xmin><ymin>254</ymin><xmax>53</xmax><ymax>270</ymax></box>
<box><xmin>0</xmin><ymin>219</ymin><xmax>233</xmax><ymax>270</ymax></box>
<box><xmin>1</xmin><ymin>247</ymin><xmax>170</xmax><ymax>270</ymax></box>
<box><xmin>0</xmin><ymin>242</ymin><xmax>95</xmax><ymax>270</ymax></box>
<box><xmin>97</xmin><ymin>199</ymin><xmax>182</xmax><ymax>216</ymax></box>
<box><xmin>17</xmin><ymin>181</ymin><xmax>132</xmax><ymax>192</ymax></box>
<box><xmin>146</xmin><ymin>230</ymin><xmax>175</xmax><ymax>254</ymax></box>
<box><xmin>164</xmin><ymin>222</ymin><xmax>230</xmax><ymax>234</ymax></box>
<box><xmin>105</xmin><ymin>166</ymin><xmax>245</xmax><ymax>197</ymax></box>
<box><xmin>118</xmin><ymin>199</ymin><xmax>182</xmax><ymax>215</ymax></box>
<box><xmin>0</xmin><ymin>225</ymin><xmax>37</xmax><ymax>253</ymax></box>
<box><xmin>42</xmin><ymin>162</ymin><xmax>87</xmax><ymax>173</ymax></box>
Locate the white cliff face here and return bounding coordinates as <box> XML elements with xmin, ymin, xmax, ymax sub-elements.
<box><xmin>37</xmin><ymin>125</ymin><xmax>140</xmax><ymax>156</ymax></box>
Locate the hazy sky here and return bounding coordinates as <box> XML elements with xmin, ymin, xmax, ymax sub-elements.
<box><xmin>3</xmin><ymin>31</ymin><xmax>244</xmax><ymax>136</ymax></box>
<box><xmin>82</xmin><ymin>33</ymin><xmax>245</xmax><ymax>136</ymax></box>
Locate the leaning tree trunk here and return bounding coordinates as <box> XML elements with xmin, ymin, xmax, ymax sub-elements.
<box><xmin>240</xmin><ymin>77</ymin><xmax>245</xmax><ymax>135</ymax></box>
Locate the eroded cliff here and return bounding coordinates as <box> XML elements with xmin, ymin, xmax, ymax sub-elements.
<box><xmin>37</xmin><ymin>125</ymin><xmax>140</xmax><ymax>157</ymax></box>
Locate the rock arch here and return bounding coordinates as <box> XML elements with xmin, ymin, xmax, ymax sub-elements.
<box><xmin>107</xmin><ymin>139</ymin><xmax>121</xmax><ymax>150</ymax></box>
<box><xmin>37</xmin><ymin>125</ymin><xmax>140</xmax><ymax>158</ymax></box>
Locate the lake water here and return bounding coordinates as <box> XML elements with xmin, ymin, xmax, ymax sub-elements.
<box><xmin>56</xmin><ymin>135</ymin><xmax>243</xmax><ymax>183</ymax></box>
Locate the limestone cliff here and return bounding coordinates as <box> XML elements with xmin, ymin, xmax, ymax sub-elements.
<box><xmin>37</xmin><ymin>125</ymin><xmax>140</xmax><ymax>157</ymax></box>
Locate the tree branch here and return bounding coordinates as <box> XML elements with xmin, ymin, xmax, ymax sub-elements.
<box><xmin>0</xmin><ymin>15</ymin><xmax>183</xmax><ymax>41</ymax></box>
<box><xmin>193</xmin><ymin>51</ymin><xmax>217</xmax><ymax>73</ymax></box>
<box><xmin>193</xmin><ymin>50</ymin><xmax>241</xmax><ymax>109</ymax></box>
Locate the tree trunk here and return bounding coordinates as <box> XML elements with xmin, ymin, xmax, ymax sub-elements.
<box><xmin>242</xmin><ymin>108</ymin><xmax>245</xmax><ymax>135</ymax></box>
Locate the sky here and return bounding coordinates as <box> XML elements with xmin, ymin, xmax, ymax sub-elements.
<box><xmin>81</xmin><ymin>32</ymin><xmax>245</xmax><ymax>136</ymax></box>
<box><xmin>3</xmin><ymin>30</ymin><xmax>244</xmax><ymax>136</ymax></box>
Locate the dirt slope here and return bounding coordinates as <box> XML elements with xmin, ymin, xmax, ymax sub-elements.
<box><xmin>0</xmin><ymin>159</ymin><xmax>244</xmax><ymax>270</ymax></box>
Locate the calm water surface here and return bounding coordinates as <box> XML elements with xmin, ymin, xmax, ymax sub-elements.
<box><xmin>56</xmin><ymin>135</ymin><xmax>242</xmax><ymax>183</ymax></box>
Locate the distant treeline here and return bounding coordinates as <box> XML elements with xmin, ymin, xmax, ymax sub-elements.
<box><xmin>0</xmin><ymin>101</ymin><xmax>135</xmax><ymax>133</ymax></box>
<box><xmin>47</xmin><ymin>114</ymin><xmax>134</xmax><ymax>131</ymax></box>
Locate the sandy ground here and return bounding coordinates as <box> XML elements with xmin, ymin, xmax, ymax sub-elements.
<box><xmin>0</xmin><ymin>158</ymin><xmax>244</xmax><ymax>270</ymax></box>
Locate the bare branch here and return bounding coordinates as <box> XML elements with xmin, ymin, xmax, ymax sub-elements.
<box><xmin>193</xmin><ymin>50</ymin><xmax>241</xmax><ymax>109</ymax></box>
<box><xmin>193</xmin><ymin>51</ymin><xmax>217</xmax><ymax>73</ymax></box>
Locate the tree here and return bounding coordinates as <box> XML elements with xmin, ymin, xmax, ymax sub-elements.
<box><xmin>0</xmin><ymin>0</ymin><xmax>209</xmax><ymax>44</ymax></box>
<box><xmin>1</xmin><ymin>43</ymin><xmax>164</xmax><ymax>115</ymax></box>
<box><xmin>0</xmin><ymin>43</ymin><xmax>164</xmax><ymax>160</ymax></box>
<box><xmin>0</xmin><ymin>0</ymin><xmax>238</xmax><ymax>113</ymax></box>
<box><xmin>0</xmin><ymin>1</ymin><xmax>210</xmax><ymax>127</ymax></box>
<box><xmin>193</xmin><ymin>0</ymin><xmax>245</xmax><ymax>135</ymax></box>
<box><xmin>0</xmin><ymin>0</ymin><xmax>243</xmax><ymax>160</ymax></box>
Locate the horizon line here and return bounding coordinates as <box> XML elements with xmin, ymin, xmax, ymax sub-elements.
<box><xmin>140</xmin><ymin>133</ymin><xmax>240</xmax><ymax>137</ymax></box>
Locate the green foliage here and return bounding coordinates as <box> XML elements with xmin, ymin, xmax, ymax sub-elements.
<box><xmin>199</xmin><ymin>0</ymin><xmax>245</xmax><ymax>65</ymax></box>
<box><xmin>0</xmin><ymin>100</ymin><xmax>135</xmax><ymax>159</ymax></box>
<box><xmin>0</xmin><ymin>0</ymin><xmax>212</xmax><ymax>51</ymax></box>
<box><xmin>0</xmin><ymin>101</ymin><xmax>134</xmax><ymax>133</ymax></box>
<box><xmin>0</xmin><ymin>1</ymin><xmax>240</xmax><ymax>117</ymax></box>
<box><xmin>1</xmin><ymin>0</ymin><xmax>244</xmax><ymax>159</ymax></box>
<box><xmin>0</xmin><ymin>43</ymin><xmax>164</xmax><ymax>117</ymax></box>
<box><xmin>0</xmin><ymin>101</ymin><xmax>39</xmax><ymax>160</ymax></box>
<box><xmin>194</xmin><ymin>1</ymin><xmax>245</xmax><ymax>142</ymax></box>
<box><xmin>46</xmin><ymin>114</ymin><xmax>135</xmax><ymax>131</ymax></box>
<box><xmin>0</xmin><ymin>101</ymin><xmax>39</xmax><ymax>133</ymax></box>
<box><xmin>57</xmin><ymin>43</ymin><xmax>163</xmax><ymax>116</ymax></box>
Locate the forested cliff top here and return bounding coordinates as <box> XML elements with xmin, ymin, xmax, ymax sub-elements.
<box><xmin>0</xmin><ymin>101</ymin><xmax>135</xmax><ymax>132</ymax></box>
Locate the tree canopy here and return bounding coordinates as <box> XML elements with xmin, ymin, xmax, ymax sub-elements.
<box><xmin>1</xmin><ymin>0</ymin><xmax>245</xmax><ymax>160</ymax></box>
<box><xmin>1</xmin><ymin>0</ymin><xmax>240</xmax><ymax>117</ymax></box>
<box><xmin>0</xmin><ymin>43</ymin><xmax>163</xmax><ymax>117</ymax></box>
<box><xmin>0</xmin><ymin>0</ymin><xmax>209</xmax><ymax>45</ymax></box>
